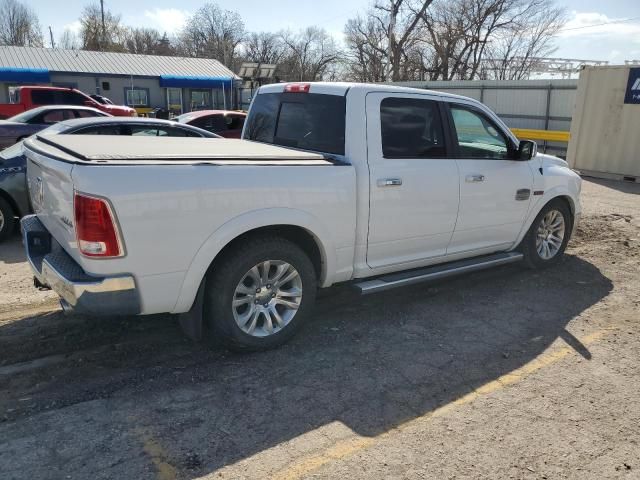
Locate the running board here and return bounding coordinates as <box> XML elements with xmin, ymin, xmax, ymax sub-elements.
<box><xmin>354</xmin><ymin>252</ymin><xmax>524</xmax><ymax>295</ymax></box>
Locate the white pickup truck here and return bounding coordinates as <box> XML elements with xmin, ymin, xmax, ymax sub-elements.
<box><xmin>21</xmin><ymin>82</ymin><xmax>581</xmax><ymax>351</ymax></box>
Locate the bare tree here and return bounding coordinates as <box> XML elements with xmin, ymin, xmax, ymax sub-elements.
<box><xmin>177</xmin><ymin>2</ymin><xmax>244</xmax><ymax>68</ymax></box>
<box><xmin>58</xmin><ymin>29</ymin><xmax>80</xmax><ymax>49</ymax></box>
<box><xmin>79</xmin><ymin>2</ymin><xmax>127</xmax><ymax>52</ymax></box>
<box><xmin>343</xmin><ymin>16</ymin><xmax>388</xmax><ymax>82</ymax></box>
<box><xmin>123</xmin><ymin>28</ymin><xmax>174</xmax><ymax>55</ymax></box>
<box><xmin>0</xmin><ymin>0</ymin><xmax>43</xmax><ymax>47</ymax></box>
<box><xmin>419</xmin><ymin>0</ymin><xmax>566</xmax><ymax>80</ymax></box>
<box><xmin>243</xmin><ymin>32</ymin><xmax>287</xmax><ymax>65</ymax></box>
<box><xmin>483</xmin><ymin>0</ymin><xmax>566</xmax><ymax>79</ymax></box>
<box><xmin>280</xmin><ymin>27</ymin><xmax>341</xmax><ymax>81</ymax></box>
<box><xmin>373</xmin><ymin>0</ymin><xmax>435</xmax><ymax>81</ymax></box>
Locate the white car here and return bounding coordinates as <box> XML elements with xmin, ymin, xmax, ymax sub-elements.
<box><xmin>21</xmin><ymin>82</ymin><xmax>581</xmax><ymax>351</ymax></box>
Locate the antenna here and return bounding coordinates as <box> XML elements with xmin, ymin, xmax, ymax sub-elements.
<box><xmin>49</xmin><ymin>26</ymin><xmax>55</xmax><ymax>49</ymax></box>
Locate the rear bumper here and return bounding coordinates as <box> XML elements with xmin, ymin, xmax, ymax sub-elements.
<box><xmin>21</xmin><ymin>215</ymin><xmax>140</xmax><ymax>316</ymax></box>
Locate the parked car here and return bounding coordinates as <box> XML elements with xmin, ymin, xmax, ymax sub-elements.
<box><xmin>0</xmin><ymin>117</ymin><xmax>217</xmax><ymax>241</ymax></box>
<box><xmin>20</xmin><ymin>82</ymin><xmax>582</xmax><ymax>352</ymax></box>
<box><xmin>0</xmin><ymin>105</ymin><xmax>110</xmax><ymax>150</ymax></box>
<box><xmin>0</xmin><ymin>86</ymin><xmax>136</xmax><ymax>120</ymax></box>
<box><xmin>176</xmin><ymin>110</ymin><xmax>246</xmax><ymax>138</ymax></box>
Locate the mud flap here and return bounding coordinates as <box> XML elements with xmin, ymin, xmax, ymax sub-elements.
<box><xmin>178</xmin><ymin>280</ymin><xmax>205</xmax><ymax>341</ymax></box>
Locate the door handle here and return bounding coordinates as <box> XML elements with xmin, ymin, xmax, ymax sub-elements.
<box><xmin>465</xmin><ymin>174</ymin><xmax>485</xmax><ymax>183</ymax></box>
<box><xmin>377</xmin><ymin>178</ymin><xmax>403</xmax><ymax>187</ymax></box>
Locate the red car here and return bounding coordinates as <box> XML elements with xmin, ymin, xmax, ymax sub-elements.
<box><xmin>0</xmin><ymin>86</ymin><xmax>136</xmax><ymax>120</ymax></box>
<box><xmin>175</xmin><ymin>110</ymin><xmax>247</xmax><ymax>138</ymax></box>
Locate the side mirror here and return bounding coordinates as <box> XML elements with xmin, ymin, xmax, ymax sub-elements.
<box><xmin>517</xmin><ymin>140</ymin><xmax>537</xmax><ymax>160</ymax></box>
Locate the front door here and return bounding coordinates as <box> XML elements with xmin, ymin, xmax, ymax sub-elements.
<box><xmin>446</xmin><ymin>102</ymin><xmax>534</xmax><ymax>254</ymax></box>
<box><xmin>366</xmin><ymin>93</ymin><xmax>460</xmax><ymax>269</ymax></box>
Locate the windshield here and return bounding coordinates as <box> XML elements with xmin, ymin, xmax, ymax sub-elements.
<box><xmin>6</xmin><ymin>110</ymin><xmax>35</xmax><ymax>123</ymax></box>
<box><xmin>244</xmin><ymin>92</ymin><xmax>346</xmax><ymax>155</ymax></box>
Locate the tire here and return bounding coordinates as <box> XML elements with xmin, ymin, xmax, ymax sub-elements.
<box><xmin>204</xmin><ymin>236</ymin><xmax>317</xmax><ymax>352</ymax></box>
<box><xmin>521</xmin><ymin>199</ymin><xmax>572</xmax><ymax>269</ymax></box>
<box><xmin>0</xmin><ymin>196</ymin><xmax>16</xmax><ymax>243</ymax></box>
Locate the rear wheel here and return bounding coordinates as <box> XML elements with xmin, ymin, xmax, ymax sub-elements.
<box><xmin>204</xmin><ymin>236</ymin><xmax>317</xmax><ymax>352</ymax></box>
<box><xmin>521</xmin><ymin>199</ymin><xmax>572</xmax><ymax>268</ymax></box>
<box><xmin>0</xmin><ymin>197</ymin><xmax>16</xmax><ymax>242</ymax></box>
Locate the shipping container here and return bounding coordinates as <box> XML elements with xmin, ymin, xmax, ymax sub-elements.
<box><xmin>567</xmin><ymin>66</ymin><xmax>640</xmax><ymax>182</ymax></box>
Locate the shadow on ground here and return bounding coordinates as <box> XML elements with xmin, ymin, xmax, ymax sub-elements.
<box><xmin>0</xmin><ymin>254</ymin><xmax>613</xmax><ymax>479</ymax></box>
<box><xmin>0</xmin><ymin>235</ymin><xmax>25</xmax><ymax>265</ymax></box>
<box><xmin>583</xmin><ymin>176</ymin><xmax>640</xmax><ymax>195</ymax></box>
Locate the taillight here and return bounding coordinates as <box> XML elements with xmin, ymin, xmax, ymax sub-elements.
<box><xmin>74</xmin><ymin>192</ymin><xmax>123</xmax><ymax>257</ymax></box>
<box><xmin>284</xmin><ymin>83</ymin><xmax>311</xmax><ymax>93</ymax></box>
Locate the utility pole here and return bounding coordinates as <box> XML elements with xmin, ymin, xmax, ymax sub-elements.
<box><xmin>49</xmin><ymin>26</ymin><xmax>55</xmax><ymax>49</ymax></box>
<box><xmin>100</xmin><ymin>0</ymin><xmax>106</xmax><ymax>51</ymax></box>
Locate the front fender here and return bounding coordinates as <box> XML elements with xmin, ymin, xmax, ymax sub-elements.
<box><xmin>512</xmin><ymin>178</ymin><xmax>581</xmax><ymax>248</ymax></box>
<box><xmin>172</xmin><ymin>207</ymin><xmax>338</xmax><ymax>314</ymax></box>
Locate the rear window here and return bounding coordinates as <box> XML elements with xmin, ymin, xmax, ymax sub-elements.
<box><xmin>245</xmin><ymin>92</ymin><xmax>346</xmax><ymax>155</ymax></box>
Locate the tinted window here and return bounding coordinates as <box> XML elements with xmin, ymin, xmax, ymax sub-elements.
<box><xmin>59</xmin><ymin>91</ymin><xmax>87</xmax><ymax>105</ymax></box>
<box><xmin>450</xmin><ymin>106</ymin><xmax>509</xmax><ymax>159</ymax></box>
<box><xmin>31</xmin><ymin>90</ymin><xmax>55</xmax><ymax>104</ymax></box>
<box><xmin>381</xmin><ymin>98</ymin><xmax>446</xmax><ymax>158</ymax></box>
<box><xmin>75</xmin><ymin>109</ymin><xmax>103</xmax><ymax>118</ymax></box>
<box><xmin>245</xmin><ymin>92</ymin><xmax>346</xmax><ymax>155</ymax></box>
<box><xmin>192</xmin><ymin>115</ymin><xmax>227</xmax><ymax>133</ymax></box>
<box><xmin>35</xmin><ymin>110</ymin><xmax>75</xmax><ymax>124</ymax></box>
<box><xmin>226</xmin><ymin>114</ymin><xmax>245</xmax><ymax>130</ymax></box>
<box><xmin>73</xmin><ymin>125</ymin><xmax>122</xmax><ymax>135</ymax></box>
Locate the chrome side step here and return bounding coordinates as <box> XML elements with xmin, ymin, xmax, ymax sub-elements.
<box><xmin>354</xmin><ymin>252</ymin><xmax>524</xmax><ymax>295</ymax></box>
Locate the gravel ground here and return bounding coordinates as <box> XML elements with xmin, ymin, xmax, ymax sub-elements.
<box><xmin>0</xmin><ymin>177</ymin><xmax>638</xmax><ymax>480</ymax></box>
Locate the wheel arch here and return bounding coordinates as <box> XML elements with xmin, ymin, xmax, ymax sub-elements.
<box><xmin>0</xmin><ymin>188</ymin><xmax>21</xmax><ymax>217</ymax></box>
<box><xmin>173</xmin><ymin>208</ymin><xmax>337</xmax><ymax>314</ymax></box>
<box><xmin>513</xmin><ymin>189</ymin><xmax>578</xmax><ymax>249</ymax></box>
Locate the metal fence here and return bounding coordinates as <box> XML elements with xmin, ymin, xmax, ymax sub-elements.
<box><xmin>389</xmin><ymin>79</ymin><xmax>578</xmax><ymax>156</ymax></box>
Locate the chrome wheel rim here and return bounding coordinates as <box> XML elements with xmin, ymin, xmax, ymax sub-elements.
<box><xmin>536</xmin><ymin>209</ymin><xmax>565</xmax><ymax>260</ymax></box>
<box><xmin>232</xmin><ymin>260</ymin><xmax>303</xmax><ymax>337</ymax></box>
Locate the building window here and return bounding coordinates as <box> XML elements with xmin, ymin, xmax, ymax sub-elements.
<box><xmin>102</xmin><ymin>81</ymin><xmax>110</xmax><ymax>91</ymax></box>
<box><xmin>125</xmin><ymin>88</ymin><xmax>149</xmax><ymax>107</ymax></box>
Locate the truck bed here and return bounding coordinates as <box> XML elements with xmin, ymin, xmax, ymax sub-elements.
<box><xmin>27</xmin><ymin>135</ymin><xmax>334</xmax><ymax>166</ymax></box>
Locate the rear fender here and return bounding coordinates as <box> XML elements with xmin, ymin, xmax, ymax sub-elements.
<box><xmin>172</xmin><ymin>207</ymin><xmax>336</xmax><ymax>314</ymax></box>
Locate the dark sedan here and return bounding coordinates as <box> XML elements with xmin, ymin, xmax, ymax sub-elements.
<box><xmin>0</xmin><ymin>117</ymin><xmax>218</xmax><ymax>241</ymax></box>
<box><xmin>0</xmin><ymin>105</ymin><xmax>110</xmax><ymax>150</ymax></box>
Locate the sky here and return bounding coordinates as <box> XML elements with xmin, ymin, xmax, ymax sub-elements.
<box><xmin>27</xmin><ymin>0</ymin><xmax>640</xmax><ymax>65</ymax></box>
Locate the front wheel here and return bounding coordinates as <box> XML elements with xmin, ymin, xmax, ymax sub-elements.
<box><xmin>204</xmin><ymin>236</ymin><xmax>317</xmax><ymax>352</ymax></box>
<box><xmin>521</xmin><ymin>199</ymin><xmax>572</xmax><ymax>268</ymax></box>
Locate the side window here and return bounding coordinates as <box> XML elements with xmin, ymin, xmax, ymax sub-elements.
<box><xmin>74</xmin><ymin>109</ymin><xmax>102</xmax><ymax>118</ymax></box>
<box><xmin>73</xmin><ymin>125</ymin><xmax>122</xmax><ymax>135</ymax></box>
<box><xmin>61</xmin><ymin>91</ymin><xmax>87</xmax><ymax>105</ymax></box>
<box><xmin>39</xmin><ymin>110</ymin><xmax>74</xmax><ymax>124</ymax></box>
<box><xmin>226</xmin><ymin>115</ymin><xmax>245</xmax><ymax>130</ymax></box>
<box><xmin>380</xmin><ymin>97</ymin><xmax>446</xmax><ymax>158</ymax></box>
<box><xmin>449</xmin><ymin>105</ymin><xmax>509</xmax><ymax>160</ymax></box>
<box><xmin>31</xmin><ymin>90</ymin><xmax>55</xmax><ymax>105</ymax></box>
<box><xmin>130</xmin><ymin>126</ymin><xmax>160</xmax><ymax>136</ymax></box>
<box><xmin>193</xmin><ymin>116</ymin><xmax>227</xmax><ymax>133</ymax></box>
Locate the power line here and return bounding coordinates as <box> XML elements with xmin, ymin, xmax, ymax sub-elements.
<box><xmin>559</xmin><ymin>16</ymin><xmax>640</xmax><ymax>33</ymax></box>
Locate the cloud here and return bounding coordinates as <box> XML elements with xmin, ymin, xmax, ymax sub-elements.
<box><xmin>143</xmin><ymin>8</ymin><xmax>189</xmax><ymax>34</ymax></box>
<box><xmin>62</xmin><ymin>20</ymin><xmax>82</xmax><ymax>35</ymax></box>
<box><xmin>559</xmin><ymin>11</ymin><xmax>640</xmax><ymax>39</ymax></box>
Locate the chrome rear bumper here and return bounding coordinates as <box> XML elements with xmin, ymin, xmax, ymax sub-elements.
<box><xmin>21</xmin><ymin>215</ymin><xmax>140</xmax><ymax>316</ymax></box>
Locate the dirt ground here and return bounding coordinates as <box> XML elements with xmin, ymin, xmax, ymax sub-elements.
<box><xmin>0</xmin><ymin>177</ymin><xmax>638</xmax><ymax>480</ymax></box>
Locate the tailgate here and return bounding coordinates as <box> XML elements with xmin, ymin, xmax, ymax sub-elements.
<box><xmin>23</xmin><ymin>139</ymin><xmax>78</xmax><ymax>257</ymax></box>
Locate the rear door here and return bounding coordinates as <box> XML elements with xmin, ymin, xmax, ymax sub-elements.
<box><xmin>365</xmin><ymin>93</ymin><xmax>459</xmax><ymax>269</ymax></box>
<box><xmin>445</xmin><ymin>102</ymin><xmax>534</xmax><ymax>254</ymax></box>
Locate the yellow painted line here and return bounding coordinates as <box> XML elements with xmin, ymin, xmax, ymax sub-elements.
<box><xmin>511</xmin><ymin>128</ymin><xmax>571</xmax><ymax>143</ymax></box>
<box><xmin>136</xmin><ymin>428</ymin><xmax>178</xmax><ymax>480</ymax></box>
<box><xmin>271</xmin><ymin>328</ymin><xmax>613</xmax><ymax>480</ymax></box>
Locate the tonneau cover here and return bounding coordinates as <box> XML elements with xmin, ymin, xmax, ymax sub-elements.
<box><xmin>25</xmin><ymin>135</ymin><xmax>331</xmax><ymax>165</ymax></box>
